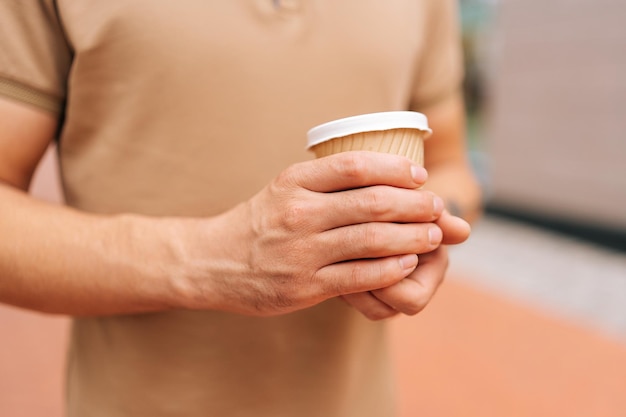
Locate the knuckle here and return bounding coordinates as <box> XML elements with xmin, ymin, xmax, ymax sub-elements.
<box><xmin>361</xmin><ymin>224</ymin><xmax>383</xmax><ymax>253</ymax></box>
<box><xmin>275</xmin><ymin>165</ymin><xmax>299</xmax><ymax>188</ymax></box>
<box><xmin>349</xmin><ymin>263</ymin><xmax>368</xmax><ymax>288</ymax></box>
<box><xmin>366</xmin><ymin>187</ymin><xmax>391</xmax><ymax>217</ymax></box>
<box><xmin>282</xmin><ymin>201</ymin><xmax>308</xmax><ymax>230</ymax></box>
<box><xmin>404</xmin><ymin>298</ymin><xmax>428</xmax><ymax>316</ymax></box>
<box><xmin>401</xmin><ymin>286</ymin><xmax>432</xmax><ymax>316</ymax></box>
<box><xmin>311</xmin><ymin>265</ymin><xmax>348</xmax><ymax>299</ymax></box>
<box><xmin>274</xmin><ymin>169</ymin><xmax>291</xmax><ymax>187</ymax></box>
<box><xmin>337</xmin><ymin>153</ymin><xmax>368</xmax><ymax>181</ymax></box>
<box><xmin>306</xmin><ymin>269</ymin><xmax>332</xmax><ymax>299</ymax></box>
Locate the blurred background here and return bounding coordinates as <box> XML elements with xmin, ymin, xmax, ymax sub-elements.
<box><xmin>1</xmin><ymin>0</ymin><xmax>625</xmax><ymax>416</ymax></box>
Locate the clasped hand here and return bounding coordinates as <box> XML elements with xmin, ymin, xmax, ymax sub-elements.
<box><xmin>201</xmin><ymin>151</ymin><xmax>470</xmax><ymax>319</ymax></box>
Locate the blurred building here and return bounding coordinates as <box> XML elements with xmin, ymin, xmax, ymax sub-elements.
<box><xmin>481</xmin><ymin>0</ymin><xmax>626</xmax><ymax>236</ymax></box>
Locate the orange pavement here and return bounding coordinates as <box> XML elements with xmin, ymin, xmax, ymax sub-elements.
<box><xmin>390</xmin><ymin>276</ymin><xmax>626</xmax><ymax>417</ymax></box>
<box><xmin>1</xmin><ymin>277</ymin><xmax>626</xmax><ymax>417</ymax></box>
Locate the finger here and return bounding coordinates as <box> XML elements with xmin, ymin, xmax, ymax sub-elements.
<box><xmin>436</xmin><ymin>210</ymin><xmax>471</xmax><ymax>245</ymax></box>
<box><xmin>314</xmin><ymin>254</ymin><xmax>418</xmax><ymax>298</ymax></box>
<box><xmin>319</xmin><ymin>222</ymin><xmax>442</xmax><ymax>264</ymax></box>
<box><xmin>289</xmin><ymin>151</ymin><xmax>427</xmax><ymax>193</ymax></box>
<box><xmin>371</xmin><ymin>247</ymin><xmax>448</xmax><ymax>315</ymax></box>
<box><xmin>340</xmin><ymin>293</ymin><xmax>399</xmax><ymax>321</ymax></box>
<box><xmin>317</xmin><ymin>186</ymin><xmax>444</xmax><ymax>230</ymax></box>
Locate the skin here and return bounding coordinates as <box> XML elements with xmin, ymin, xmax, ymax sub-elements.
<box><xmin>0</xmin><ymin>92</ymin><xmax>480</xmax><ymax>319</ymax></box>
<box><xmin>341</xmin><ymin>92</ymin><xmax>482</xmax><ymax>319</ymax></box>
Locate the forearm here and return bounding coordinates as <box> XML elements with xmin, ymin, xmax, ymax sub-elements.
<box><xmin>0</xmin><ymin>183</ymin><xmax>196</xmax><ymax>316</ymax></box>
<box><xmin>421</xmin><ymin>92</ymin><xmax>483</xmax><ymax>223</ymax></box>
<box><xmin>425</xmin><ymin>162</ymin><xmax>482</xmax><ymax>224</ymax></box>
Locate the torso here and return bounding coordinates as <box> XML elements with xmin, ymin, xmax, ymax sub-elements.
<box><xmin>57</xmin><ymin>1</ymin><xmax>430</xmax><ymax>415</ymax></box>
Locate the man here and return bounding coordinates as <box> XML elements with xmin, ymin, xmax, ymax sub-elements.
<box><xmin>0</xmin><ymin>1</ymin><xmax>481</xmax><ymax>416</ymax></box>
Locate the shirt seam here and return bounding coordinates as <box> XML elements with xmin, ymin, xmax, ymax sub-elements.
<box><xmin>0</xmin><ymin>75</ymin><xmax>63</xmax><ymax>114</ymax></box>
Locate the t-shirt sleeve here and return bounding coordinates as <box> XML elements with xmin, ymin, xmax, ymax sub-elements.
<box><xmin>0</xmin><ymin>0</ymin><xmax>72</xmax><ymax>114</ymax></box>
<box><xmin>410</xmin><ymin>0</ymin><xmax>464</xmax><ymax>110</ymax></box>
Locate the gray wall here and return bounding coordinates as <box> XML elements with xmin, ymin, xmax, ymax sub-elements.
<box><xmin>485</xmin><ymin>0</ymin><xmax>626</xmax><ymax>231</ymax></box>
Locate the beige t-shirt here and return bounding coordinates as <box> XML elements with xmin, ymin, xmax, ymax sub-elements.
<box><xmin>0</xmin><ymin>1</ymin><xmax>463</xmax><ymax>416</ymax></box>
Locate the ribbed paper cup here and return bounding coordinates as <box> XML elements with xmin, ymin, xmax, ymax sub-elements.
<box><xmin>306</xmin><ymin>111</ymin><xmax>432</xmax><ymax>166</ymax></box>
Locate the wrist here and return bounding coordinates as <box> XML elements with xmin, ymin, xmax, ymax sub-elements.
<box><xmin>136</xmin><ymin>215</ymin><xmax>217</xmax><ymax>312</ymax></box>
<box><xmin>159</xmin><ymin>205</ymin><xmax>253</xmax><ymax>312</ymax></box>
<box><xmin>102</xmin><ymin>214</ymin><xmax>193</xmax><ymax>312</ymax></box>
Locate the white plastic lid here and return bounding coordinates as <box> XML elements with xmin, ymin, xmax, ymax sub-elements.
<box><xmin>306</xmin><ymin>111</ymin><xmax>432</xmax><ymax>149</ymax></box>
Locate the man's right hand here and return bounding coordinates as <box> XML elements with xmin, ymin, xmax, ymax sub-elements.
<box><xmin>177</xmin><ymin>151</ymin><xmax>446</xmax><ymax>317</ymax></box>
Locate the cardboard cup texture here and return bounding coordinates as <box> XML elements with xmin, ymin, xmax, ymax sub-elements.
<box><xmin>306</xmin><ymin>112</ymin><xmax>432</xmax><ymax>166</ymax></box>
<box><xmin>309</xmin><ymin>128</ymin><xmax>427</xmax><ymax>165</ymax></box>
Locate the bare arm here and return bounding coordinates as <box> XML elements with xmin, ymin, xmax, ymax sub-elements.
<box><xmin>1</xmin><ymin>98</ymin><xmax>447</xmax><ymax>317</ymax></box>
<box><xmin>0</xmin><ymin>98</ymin><xmax>196</xmax><ymax>315</ymax></box>
<box><xmin>423</xmin><ymin>92</ymin><xmax>483</xmax><ymax>223</ymax></box>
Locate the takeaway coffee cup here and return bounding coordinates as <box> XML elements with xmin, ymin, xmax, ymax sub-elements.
<box><xmin>306</xmin><ymin>111</ymin><xmax>432</xmax><ymax>165</ymax></box>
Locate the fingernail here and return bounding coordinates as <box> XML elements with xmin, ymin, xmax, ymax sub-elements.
<box><xmin>433</xmin><ymin>196</ymin><xmax>444</xmax><ymax>216</ymax></box>
<box><xmin>410</xmin><ymin>165</ymin><xmax>427</xmax><ymax>184</ymax></box>
<box><xmin>399</xmin><ymin>254</ymin><xmax>418</xmax><ymax>271</ymax></box>
<box><xmin>428</xmin><ymin>227</ymin><xmax>442</xmax><ymax>245</ymax></box>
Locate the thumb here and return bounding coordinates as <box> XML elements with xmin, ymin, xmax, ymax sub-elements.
<box><xmin>436</xmin><ymin>209</ymin><xmax>471</xmax><ymax>245</ymax></box>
